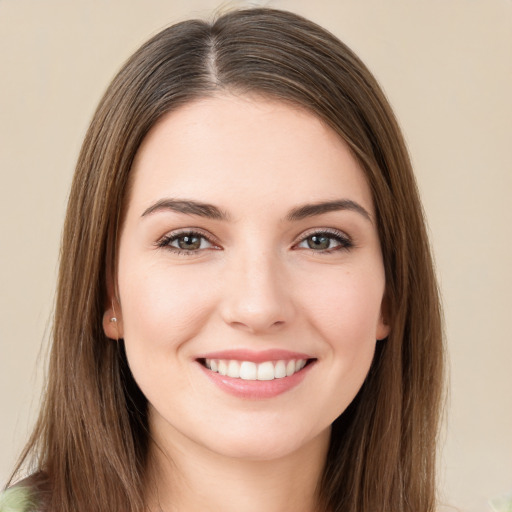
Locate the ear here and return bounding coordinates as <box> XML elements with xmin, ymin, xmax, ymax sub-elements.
<box><xmin>102</xmin><ymin>235</ymin><xmax>125</xmax><ymax>340</ymax></box>
<box><xmin>376</xmin><ymin>296</ymin><xmax>391</xmax><ymax>341</ymax></box>
<box><xmin>103</xmin><ymin>300</ymin><xmax>124</xmax><ymax>340</ymax></box>
<box><xmin>103</xmin><ymin>259</ymin><xmax>124</xmax><ymax>340</ymax></box>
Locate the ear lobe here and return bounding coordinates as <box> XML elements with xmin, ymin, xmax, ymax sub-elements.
<box><xmin>376</xmin><ymin>296</ymin><xmax>391</xmax><ymax>341</ymax></box>
<box><xmin>103</xmin><ymin>305</ymin><xmax>123</xmax><ymax>340</ymax></box>
<box><xmin>376</xmin><ymin>317</ymin><xmax>391</xmax><ymax>341</ymax></box>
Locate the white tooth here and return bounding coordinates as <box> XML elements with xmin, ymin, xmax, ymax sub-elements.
<box><xmin>204</xmin><ymin>358</ymin><xmax>211</xmax><ymax>369</ymax></box>
<box><xmin>295</xmin><ymin>359</ymin><xmax>306</xmax><ymax>371</ymax></box>
<box><xmin>218</xmin><ymin>360</ymin><xmax>228</xmax><ymax>376</ymax></box>
<box><xmin>257</xmin><ymin>361</ymin><xmax>275</xmax><ymax>381</ymax></box>
<box><xmin>210</xmin><ymin>359</ymin><xmax>218</xmax><ymax>372</ymax></box>
<box><xmin>227</xmin><ymin>360</ymin><xmax>241</xmax><ymax>378</ymax></box>
<box><xmin>274</xmin><ymin>360</ymin><xmax>286</xmax><ymax>379</ymax></box>
<box><xmin>240</xmin><ymin>361</ymin><xmax>257</xmax><ymax>380</ymax></box>
<box><xmin>286</xmin><ymin>360</ymin><xmax>296</xmax><ymax>376</ymax></box>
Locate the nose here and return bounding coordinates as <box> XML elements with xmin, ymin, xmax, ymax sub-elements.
<box><xmin>219</xmin><ymin>250</ymin><xmax>295</xmax><ymax>335</ymax></box>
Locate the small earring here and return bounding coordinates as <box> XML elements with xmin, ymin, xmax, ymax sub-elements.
<box><xmin>111</xmin><ymin>299</ymin><xmax>119</xmax><ymax>324</ymax></box>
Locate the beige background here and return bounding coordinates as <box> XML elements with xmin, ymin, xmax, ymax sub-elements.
<box><xmin>1</xmin><ymin>1</ymin><xmax>511</xmax><ymax>510</ymax></box>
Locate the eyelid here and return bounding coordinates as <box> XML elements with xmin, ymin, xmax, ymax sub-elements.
<box><xmin>294</xmin><ymin>227</ymin><xmax>351</xmax><ymax>241</ymax></box>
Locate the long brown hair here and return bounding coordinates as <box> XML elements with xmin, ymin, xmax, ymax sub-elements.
<box><xmin>10</xmin><ymin>8</ymin><xmax>444</xmax><ymax>512</ymax></box>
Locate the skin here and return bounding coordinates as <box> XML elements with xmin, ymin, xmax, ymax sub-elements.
<box><xmin>103</xmin><ymin>94</ymin><xmax>389</xmax><ymax>512</ymax></box>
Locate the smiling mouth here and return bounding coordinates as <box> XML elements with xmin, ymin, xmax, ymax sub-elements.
<box><xmin>198</xmin><ymin>358</ymin><xmax>316</xmax><ymax>381</ymax></box>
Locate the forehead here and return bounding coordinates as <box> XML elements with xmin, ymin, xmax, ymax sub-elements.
<box><xmin>127</xmin><ymin>94</ymin><xmax>374</xmax><ymax>217</ymax></box>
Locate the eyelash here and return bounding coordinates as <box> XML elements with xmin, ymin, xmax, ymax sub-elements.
<box><xmin>156</xmin><ymin>228</ymin><xmax>353</xmax><ymax>255</ymax></box>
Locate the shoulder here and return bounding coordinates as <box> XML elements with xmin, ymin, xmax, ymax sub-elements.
<box><xmin>1</xmin><ymin>473</ymin><xmax>48</xmax><ymax>512</ymax></box>
<box><xmin>0</xmin><ymin>486</ymin><xmax>38</xmax><ymax>512</ymax></box>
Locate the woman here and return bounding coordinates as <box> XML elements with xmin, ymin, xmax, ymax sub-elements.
<box><xmin>4</xmin><ymin>7</ymin><xmax>443</xmax><ymax>512</ymax></box>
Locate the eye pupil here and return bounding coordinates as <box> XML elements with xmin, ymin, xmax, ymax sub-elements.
<box><xmin>178</xmin><ymin>235</ymin><xmax>201</xmax><ymax>250</ymax></box>
<box><xmin>307</xmin><ymin>235</ymin><xmax>331</xmax><ymax>250</ymax></box>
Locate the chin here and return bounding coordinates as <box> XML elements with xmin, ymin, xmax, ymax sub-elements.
<box><xmin>197</xmin><ymin>419</ymin><xmax>331</xmax><ymax>462</ymax></box>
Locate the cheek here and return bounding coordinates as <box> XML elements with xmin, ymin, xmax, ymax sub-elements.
<box><xmin>117</xmin><ymin>261</ymin><xmax>219</xmax><ymax>408</ymax></box>
<box><xmin>300</xmin><ymin>266</ymin><xmax>384</xmax><ymax>383</ymax></box>
<box><xmin>305</xmin><ymin>268</ymin><xmax>385</xmax><ymax>339</ymax></box>
<box><xmin>118</xmin><ymin>259</ymin><xmax>217</xmax><ymax>354</ymax></box>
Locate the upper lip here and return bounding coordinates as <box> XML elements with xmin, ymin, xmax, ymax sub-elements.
<box><xmin>195</xmin><ymin>349</ymin><xmax>315</xmax><ymax>363</ymax></box>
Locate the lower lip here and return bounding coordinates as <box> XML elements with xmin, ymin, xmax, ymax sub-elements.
<box><xmin>198</xmin><ymin>361</ymin><xmax>315</xmax><ymax>399</ymax></box>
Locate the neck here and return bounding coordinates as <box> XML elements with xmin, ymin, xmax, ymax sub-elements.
<box><xmin>145</xmin><ymin>423</ymin><xmax>330</xmax><ymax>512</ymax></box>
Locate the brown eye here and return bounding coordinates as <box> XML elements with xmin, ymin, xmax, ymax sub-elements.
<box><xmin>176</xmin><ymin>234</ymin><xmax>202</xmax><ymax>250</ymax></box>
<box><xmin>159</xmin><ymin>231</ymin><xmax>216</xmax><ymax>253</ymax></box>
<box><xmin>306</xmin><ymin>234</ymin><xmax>332</xmax><ymax>250</ymax></box>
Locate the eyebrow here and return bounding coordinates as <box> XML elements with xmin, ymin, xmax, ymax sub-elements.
<box><xmin>141</xmin><ymin>198</ymin><xmax>372</xmax><ymax>223</ymax></box>
<box><xmin>141</xmin><ymin>199</ymin><xmax>229</xmax><ymax>220</ymax></box>
<box><xmin>286</xmin><ymin>199</ymin><xmax>372</xmax><ymax>222</ymax></box>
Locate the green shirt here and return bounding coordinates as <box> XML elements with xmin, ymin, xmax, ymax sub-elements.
<box><xmin>0</xmin><ymin>487</ymin><xmax>37</xmax><ymax>512</ymax></box>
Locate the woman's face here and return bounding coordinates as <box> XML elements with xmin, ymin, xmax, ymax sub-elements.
<box><xmin>104</xmin><ymin>95</ymin><xmax>389</xmax><ymax>461</ymax></box>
